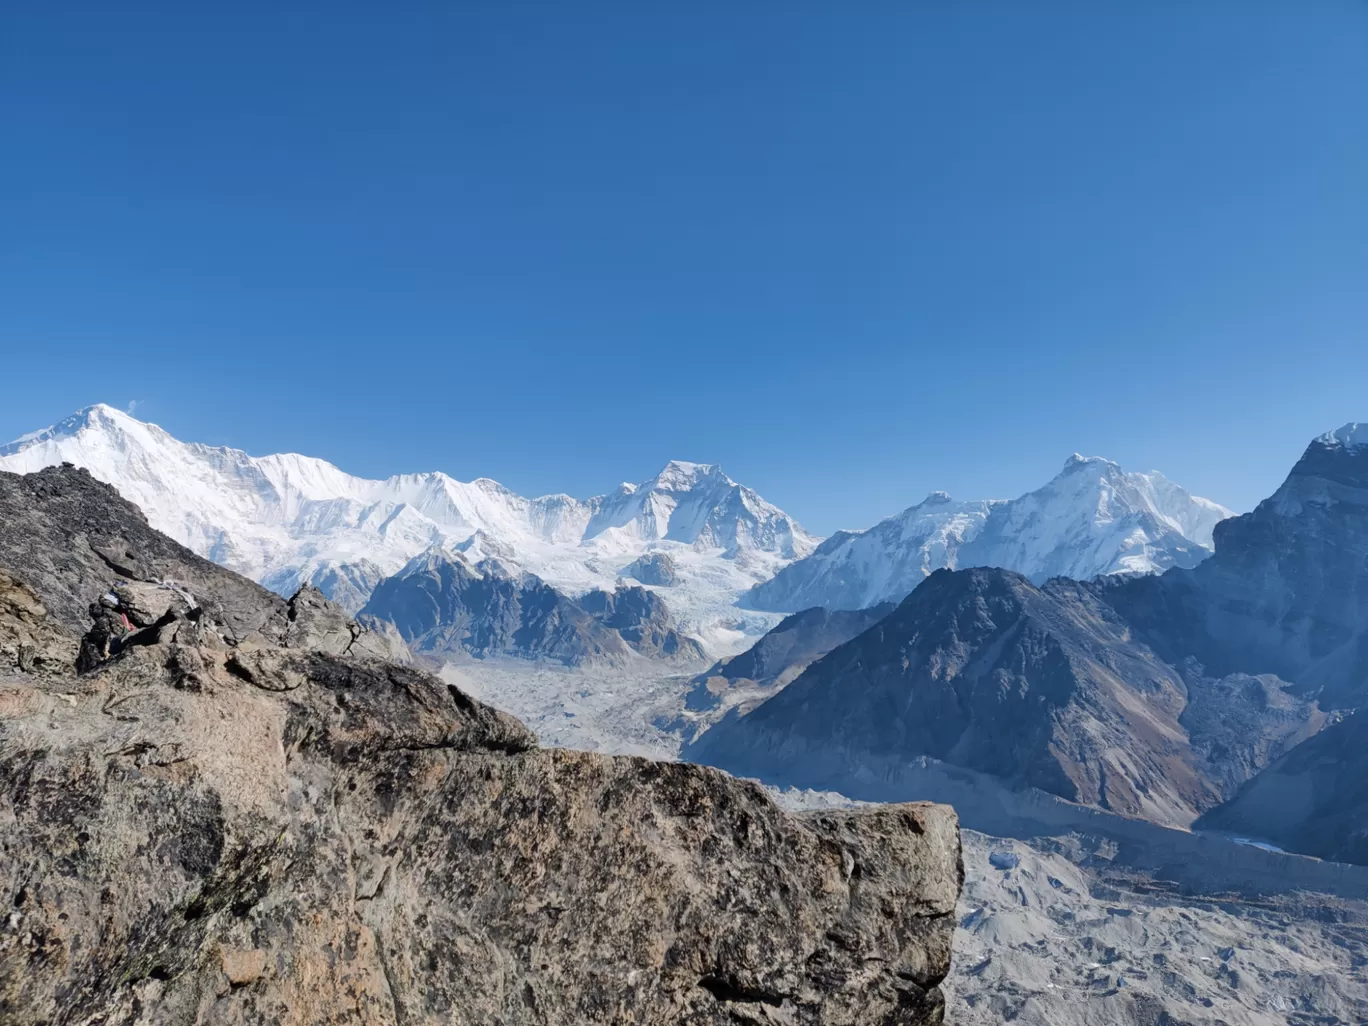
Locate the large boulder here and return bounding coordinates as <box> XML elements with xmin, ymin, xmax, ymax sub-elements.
<box><xmin>0</xmin><ymin>464</ymin><xmax>963</xmax><ymax>1024</ymax></box>
<box><xmin>0</xmin><ymin>623</ymin><xmax>960</xmax><ymax>1025</ymax></box>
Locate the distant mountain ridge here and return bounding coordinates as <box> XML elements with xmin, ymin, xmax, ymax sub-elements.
<box><xmin>745</xmin><ymin>454</ymin><xmax>1232</xmax><ymax>612</ymax></box>
<box><xmin>0</xmin><ymin>405</ymin><xmax>815</xmax><ymax>647</ymax></box>
<box><xmin>691</xmin><ymin>424</ymin><xmax>1368</xmax><ymax>863</ymax></box>
<box><xmin>360</xmin><ymin>546</ymin><xmax>704</xmax><ymax>667</ymax></box>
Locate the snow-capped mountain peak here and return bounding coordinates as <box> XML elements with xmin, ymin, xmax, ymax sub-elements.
<box><xmin>1322</xmin><ymin>422</ymin><xmax>1368</xmax><ymax>450</ymax></box>
<box><xmin>649</xmin><ymin>459</ymin><xmax>724</xmax><ymax>489</ymax></box>
<box><xmin>0</xmin><ymin>407</ymin><xmax>812</xmax><ymax>652</ymax></box>
<box><xmin>744</xmin><ymin>454</ymin><xmax>1233</xmax><ymax>612</ymax></box>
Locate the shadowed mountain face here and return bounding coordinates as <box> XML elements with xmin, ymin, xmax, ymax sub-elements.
<box><xmin>1106</xmin><ymin>426</ymin><xmax>1368</xmax><ymax>710</ymax></box>
<box><xmin>671</xmin><ymin>604</ymin><xmax>896</xmax><ymax>739</ymax></box>
<box><xmin>362</xmin><ymin>548</ymin><xmax>704</xmax><ymax>668</ymax></box>
<box><xmin>691</xmin><ymin>569</ymin><xmax>1320</xmax><ymax>827</ymax></box>
<box><xmin>577</xmin><ymin>584</ymin><xmax>705</xmax><ymax>662</ymax></box>
<box><xmin>691</xmin><ymin>428</ymin><xmax>1368</xmax><ymax>854</ymax></box>
<box><xmin>1198</xmin><ymin>710</ymin><xmax>1368</xmax><ymax>865</ymax></box>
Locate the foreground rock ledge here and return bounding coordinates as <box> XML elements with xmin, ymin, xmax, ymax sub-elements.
<box><xmin>1</xmin><ymin>608</ymin><xmax>960</xmax><ymax>1022</ymax></box>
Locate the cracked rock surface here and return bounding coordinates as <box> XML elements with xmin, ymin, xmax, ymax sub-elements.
<box><xmin>0</xmin><ymin>464</ymin><xmax>962</xmax><ymax>1025</ymax></box>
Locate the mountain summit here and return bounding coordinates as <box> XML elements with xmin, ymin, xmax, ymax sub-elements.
<box><xmin>745</xmin><ymin>453</ymin><xmax>1231</xmax><ymax>611</ymax></box>
<box><xmin>0</xmin><ymin>406</ymin><xmax>815</xmax><ymax>644</ymax></box>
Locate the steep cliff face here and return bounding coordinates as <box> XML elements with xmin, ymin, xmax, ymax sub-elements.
<box><xmin>0</xmin><ymin>464</ymin><xmax>963</xmax><ymax>1025</ymax></box>
<box><xmin>1109</xmin><ymin>425</ymin><xmax>1368</xmax><ymax>710</ymax></box>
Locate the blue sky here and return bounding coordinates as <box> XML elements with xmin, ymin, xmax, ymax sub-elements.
<box><xmin>2</xmin><ymin>3</ymin><xmax>1364</xmax><ymax>533</ymax></box>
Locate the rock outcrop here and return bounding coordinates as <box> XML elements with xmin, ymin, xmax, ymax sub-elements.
<box><xmin>620</xmin><ymin>551</ymin><xmax>679</xmax><ymax>587</ymax></box>
<box><xmin>0</xmin><ymin>464</ymin><xmax>963</xmax><ymax>1024</ymax></box>
<box><xmin>0</xmin><ymin>464</ymin><xmax>405</xmax><ymax>663</ymax></box>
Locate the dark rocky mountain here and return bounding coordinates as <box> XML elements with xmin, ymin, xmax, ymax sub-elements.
<box><xmin>690</xmin><ymin>569</ymin><xmax>1321</xmax><ymax>827</ymax></box>
<box><xmin>689</xmin><ymin>426</ymin><xmax>1368</xmax><ymax>860</ymax></box>
<box><xmin>673</xmin><ymin>603</ymin><xmax>895</xmax><ymax>738</ymax></box>
<box><xmin>620</xmin><ymin>550</ymin><xmax>679</xmax><ymax>586</ymax></box>
<box><xmin>1197</xmin><ymin>709</ymin><xmax>1368</xmax><ymax>865</ymax></box>
<box><xmin>577</xmin><ymin>583</ymin><xmax>705</xmax><ymax>661</ymax></box>
<box><xmin>1105</xmin><ymin>423</ymin><xmax>1368</xmax><ymax>710</ymax></box>
<box><xmin>0</xmin><ymin>463</ymin><xmax>962</xmax><ymax>1025</ymax></box>
<box><xmin>361</xmin><ymin>547</ymin><xmax>704</xmax><ymax>667</ymax></box>
<box><xmin>361</xmin><ymin>548</ymin><xmax>629</xmax><ymax>665</ymax></box>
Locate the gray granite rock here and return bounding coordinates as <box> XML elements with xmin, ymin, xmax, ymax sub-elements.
<box><xmin>0</xmin><ymin>464</ymin><xmax>963</xmax><ymax>1025</ymax></box>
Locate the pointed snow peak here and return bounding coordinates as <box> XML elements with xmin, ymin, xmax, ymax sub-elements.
<box><xmin>1061</xmin><ymin>453</ymin><xmax>1120</xmax><ymax>473</ymax></box>
<box><xmin>1</xmin><ymin>403</ymin><xmax>147</xmax><ymax>456</ymax></box>
<box><xmin>1319</xmin><ymin>422</ymin><xmax>1368</xmax><ymax>450</ymax></box>
<box><xmin>650</xmin><ymin>460</ymin><xmax>730</xmax><ymax>491</ymax></box>
<box><xmin>469</xmin><ymin>476</ymin><xmax>518</xmax><ymax>497</ymax></box>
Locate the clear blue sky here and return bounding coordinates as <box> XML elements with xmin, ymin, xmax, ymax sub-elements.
<box><xmin>2</xmin><ymin>3</ymin><xmax>1364</xmax><ymax>533</ymax></box>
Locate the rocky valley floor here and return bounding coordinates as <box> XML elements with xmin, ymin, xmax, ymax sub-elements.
<box><xmin>458</xmin><ymin>661</ymin><xmax>1368</xmax><ymax>1026</ymax></box>
<box><xmin>947</xmin><ymin>831</ymin><xmax>1368</xmax><ymax>1026</ymax></box>
<box><xmin>439</xmin><ymin>659</ymin><xmax>699</xmax><ymax>760</ymax></box>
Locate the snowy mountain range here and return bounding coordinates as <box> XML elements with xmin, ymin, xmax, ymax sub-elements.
<box><xmin>0</xmin><ymin>405</ymin><xmax>813</xmax><ymax>650</ymax></box>
<box><xmin>744</xmin><ymin>454</ymin><xmax>1233</xmax><ymax>611</ymax></box>
<box><xmin>0</xmin><ymin>405</ymin><xmax>1233</xmax><ymax>653</ymax></box>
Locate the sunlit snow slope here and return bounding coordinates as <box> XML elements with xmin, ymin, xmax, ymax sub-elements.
<box><xmin>0</xmin><ymin>405</ymin><xmax>815</xmax><ymax>647</ymax></box>
<box><xmin>745</xmin><ymin>455</ymin><xmax>1233</xmax><ymax>612</ymax></box>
